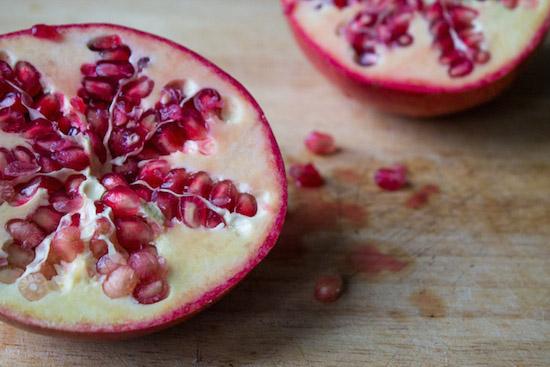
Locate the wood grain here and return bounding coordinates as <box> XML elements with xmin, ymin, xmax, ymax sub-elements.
<box><xmin>1</xmin><ymin>1</ymin><xmax>549</xmax><ymax>366</ymax></box>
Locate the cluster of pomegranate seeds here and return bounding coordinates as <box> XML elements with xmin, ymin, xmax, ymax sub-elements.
<box><xmin>0</xmin><ymin>32</ymin><xmax>260</xmax><ymax>304</ymax></box>
<box><xmin>289</xmin><ymin>163</ymin><xmax>325</xmax><ymax>188</ymax></box>
<box><xmin>314</xmin><ymin>274</ymin><xmax>344</xmax><ymax>303</ymax></box>
<box><xmin>305</xmin><ymin>131</ymin><xmax>337</xmax><ymax>155</ymax></box>
<box><xmin>313</xmin><ymin>0</ymin><xmax>521</xmax><ymax>77</ymax></box>
<box><xmin>374</xmin><ymin>165</ymin><xmax>407</xmax><ymax>191</ymax></box>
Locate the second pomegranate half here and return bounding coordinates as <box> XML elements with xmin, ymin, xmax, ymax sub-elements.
<box><xmin>0</xmin><ymin>24</ymin><xmax>287</xmax><ymax>338</ymax></box>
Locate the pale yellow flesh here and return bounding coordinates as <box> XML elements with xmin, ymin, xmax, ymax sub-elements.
<box><xmin>294</xmin><ymin>0</ymin><xmax>550</xmax><ymax>87</ymax></box>
<box><xmin>0</xmin><ymin>26</ymin><xmax>283</xmax><ymax>328</ymax></box>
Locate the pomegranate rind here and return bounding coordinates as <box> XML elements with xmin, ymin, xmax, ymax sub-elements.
<box><xmin>282</xmin><ymin>0</ymin><xmax>550</xmax><ymax>116</ymax></box>
<box><xmin>0</xmin><ymin>23</ymin><xmax>287</xmax><ymax>339</ymax></box>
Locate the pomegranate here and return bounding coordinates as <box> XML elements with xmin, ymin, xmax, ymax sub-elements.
<box><xmin>282</xmin><ymin>0</ymin><xmax>550</xmax><ymax>116</ymax></box>
<box><xmin>0</xmin><ymin>24</ymin><xmax>286</xmax><ymax>338</ymax></box>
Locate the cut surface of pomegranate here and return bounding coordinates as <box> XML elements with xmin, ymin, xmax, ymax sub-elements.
<box><xmin>0</xmin><ymin>24</ymin><xmax>286</xmax><ymax>338</ymax></box>
<box><xmin>282</xmin><ymin>0</ymin><xmax>550</xmax><ymax>116</ymax></box>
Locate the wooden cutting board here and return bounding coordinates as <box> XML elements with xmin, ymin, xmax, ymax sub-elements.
<box><xmin>1</xmin><ymin>1</ymin><xmax>549</xmax><ymax>366</ymax></box>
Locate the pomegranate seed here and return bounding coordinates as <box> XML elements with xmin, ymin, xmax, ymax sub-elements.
<box><xmin>50</xmin><ymin>193</ymin><xmax>83</xmax><ymax>213</ymax></box>
<box><xmin>80</xmin><ymin>63</ymin><xmax>97</xmax><ymax>77</ymax></box>
<box><xmin>90</xmin><ymin>239</ymin><xmax>108</xmax><ymax>259</ymax></box>
<box><xmin>102</xmin><ymin>186</ymin><xmax>142</xmax><ymax>217</ymax></box>
<box><xmin>50</xmin><ymin>226</ymin><xmax>84</xmax><ymax>263</ymax></box>
<box><xmin>235</xmin><ymin>193</ymin><xmax>258</xmax><ymax>217</ymax></box>
<box><xmin>14</xmin><ymin>61</ymin><xmax>43</xmax><ymax>97</ymax></box>
<box><xmin>181</xmin><ymin>107</ymin><xmax>208</xmax><ymax>140</ymax></box>
<box><xmin>38</xmin><ymin>157</ymin><xmax>61</xmax><ymax>173</ymax></box>
<box><xmin>100</xmin><ymin>173</ymin><xmax>128</xmax><ymax>190</ymax></box>
<box><xmin>40</xmin><ymin>261</ymin><xmax>57</xmax><ymax>280</ymax></box>
<box><xmin>152</xmin><ymin>123</ymin><xmax>186</xmax><ymax>154</ymax></box>
<box><xmin>114</xmin><ymin>217</ymin><xmax>154</xmax><ymax>251</ymax></box>
<box><xmin>0</xmin><ymin>266</ymin><xmax>24</xmax><ymax>284</ymax></box>
<box><xmin>133</xmin><ymin>279</ymin><xmax>168</xmax><ymax>304</ymax></box>
<box><xmin>128</xmin><ymin>249</ymin><xmax>160</xmax><ymax>281</ymax></box>
<box><xmin>87</xmin><ymin>35</ymin><xmax>122</xmax><ymax>51</ymax></box>
<box><xmin>86</xmin><ymin>108</ymin><xmax>109</xmax><ymax>137</ymax></box>
<box><xmin>37</xmin><ymin>93</ymin><xmax>62</xmax><ymax>120</ymax></box>
<box><xmin>314</xmin><ymin>275</ymin><xmax>344</xmax><ymax>303</ymax></box>
<box><xmin>30</xmin><ymin>206</ymin><xmax>62</xmax><ymax>233</ymax></box>
<box><xmin>137</xmin><ymin>57</ymin><xmax>150</xmax><ymax>71</ymax></box>
<box><xmin>24</xmin><ymin>118</ymin><xmax>55</xmax><ymax>139</ymax></box>
<box><xmin>3</xmin><ymin>161</ymin><xmax>40</xmax><ymax>178</ymax></box>
<box><xmin>95</xmin><ymin>61</ymin><xmax>135</xmax><ymax>79</ymax></box>
<box><xmin>18</xmin><ymin>273</ymin><xmax>49</xmax><ymax>301</ymax></box>
<box><xmin>113</xmin><ymin>157</ymin><xmax>139</xmax><ymax>181</ymax></box>
<box><xmin>83</xmin><ymin>77</ymin><xmax>115</xmax><ymax>101</ymax></box>
<box><xmin>179</xmin><ymin>196</ymin><xmax>208</xmax><ymax>228</ymax></box>
<box><xmin>193</xmin><ymin>88</ymin><xmax>223</xmax><ymax>117</ymax></box>
<box><xmin>102</xmin><ymin>265</ymin><xmax>138</xmax><ymax>299</ymax></box>
<box><xmin>65</xmin><ymin>174</ymin><xmax>86</xmax><ymax>194</ymax></box>
<box><xmin>210</xmin><ymin>180</ymin><xmax>237</xmax><ymax>211</ymax></box>
<box><xmin>122</xmin><ymin>76</ymin><xmax>154</xmax><ymax>100</ymax></box>
<box><xmin>6</xmin><ymin>219</ymin><xmax>45</xmax><ymax>250</ymax></box>
<box><xmin>161</xmin><ymin>168</ymin><xmax>187</xmax><ymax>194</ymax></box>
<box><xmin>289</xmin><ymin>163</ymin><xmax>324</xmax><ymax>188</ymax></box>
<box><xmin>96</xmin><ymin>253</ymin><xmax>125</xmax><ymax>275</ymax></box>
<box><xmin>6</xmin><ymin>243</ymin><xmax>35</xmax><ymax>268</ymax></box>
<box><xmin>186</xmin><ymin>171</ymin><xmax>213</xmax><ymax>197</ymax></box>
<box><xmin>52</xmin><ymin>148</ymin><xmax>90</xmax><ymax>170</ymax></box>
<box><xmin>70</xmin><ymin>96</ymin><xmax>86</xmax><ymax>113</ymax></box>
<box><xmin>132</xmin><ymin>184</ymin><xmax>153</xmax><ymax>201</ymax></box>
<box><xmin>31</xmin><ymin>24</ymin><xmax>61</xmax><ymax>40</ymax></box>
<box><xmin>153</xmin><ymin>191</ymin><xmax>178</xmax><ymax>221</ymax></box>
<box><xmin>100</xmin><ymin>45</ymin><xmax>131</xmax><ymax>61</ymax></box>
<box><xmin>12</xmin><ymin>146</ymin><xmax>35</xmax><ymax>163</ymax></box>
<box><xmin>0</xmin><ymin>181</ymin><xmax>15</xmax><ymax>203</ymax></box>
<box><xmin>95</xmin><ymin>217</ymin><xmax>113</xmax><ymax>236</ymax></box>
<box><xmin>158</xmin><ymin>103</ymin><xmax>183</xmax><ymax>122</ymax></box>
<box><xmin>374</xmin><ymin>165</ymin><xmax>407</xmax><ymax>191</ymax></box>
<box><xmin>160</xmin><ymin>80</ymin><xmax>185</xmax><ymax>105</ymax></box>
<box><xmin>87</xmin><ymin>130</ymin><xmax>108</xmax><ymax>163</ymax></box>
<box><xmin>305</xmin><ymin>131</ymin><xmax>337</xmax><ymax>155</ymax></box>
<box><xmin>0</xmin><ymin>61</ymin><xmax>13</xmax><ymax>80</ymax></box>
<box><xmin>205</xmin><ymin>210</ymin><xmax>224</xmax><ymax>228</ymax></box>
<box><xmin>109</xmin><ymin>128</ymin><xmax>145</xmax><ymax>157</ymax></box>
<box><xmin>137</xmin><ymin>159</ymin><xmax>170</xmax><ymax>188</ymax></box>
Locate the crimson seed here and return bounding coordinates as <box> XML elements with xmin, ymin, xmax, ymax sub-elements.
<box><xmin>374</xmin><ymin>165</ymin><xmax>407</xmax><ymax>191</ymax></box>
<box><xmin>314</xmin><ymin>275</ymin><xmax>344</xmax><ymax>303</ymax></box>
<box><xmin>289</xmin><ymin>163</ymin><xmax>324</xmax><ymax>188</ymax></box>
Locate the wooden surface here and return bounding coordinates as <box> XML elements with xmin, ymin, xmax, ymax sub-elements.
<box><xmin>1</xmin><ymin>1</ymin><xmax>549</xmax><ymax>366</ymax></box>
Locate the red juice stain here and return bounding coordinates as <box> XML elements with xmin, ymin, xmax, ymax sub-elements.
<box><xmin>348</xmin><ymin>244</ymin><xmax>409</xmax><ymax>275</ymax></box>
<box><xmin>332</xmin><ymin>167</ymin><xmax>363</xmax><ymax>184</ymax></box>
<box><xmin>405</xmin><ymin>184</ymin><xmax>440</xmax><ymax>209</ymax></box>
<box><xmin>409</xmin><ymin>289</ymin><xmax>446</xmax><ymax>318</ymax></box>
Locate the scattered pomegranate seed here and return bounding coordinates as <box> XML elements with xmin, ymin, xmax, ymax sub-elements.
<box><xmin>102</xmin><ymin>265</ymin><xmax>139</xmax><ymax>299</ymax></box>
<box><xmin>374</xmin><ymin>165</ymin><xmax>408</xmax><ymax>191</ymax></box>
<box><xmin>289</xmin><ymin>163</ymin><xmax>324</xmax><ymax>188</ymax></box>
<box><xmin>405</xmin><ymin>184</ymin><xmax>440</xmax><ymax>209</ymax></box>
<box><xmin>314</xmin><ymin>275</ymin><xmax>344</xmax><ymax>303</ymax></box>
<box><xmin>304</xmin><ymin>131</ymin><xmax>337</xmax><ymax>155</ymax></box>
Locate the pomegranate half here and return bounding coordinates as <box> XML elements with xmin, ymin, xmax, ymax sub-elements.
<box><xmin>0</xmin><ymin>24</ymin><xmax>286</xmax><ymax>338</ymax></box>
<box><xmin>282</xmin><ymin>0</ymin><xmax>550</xmax><ymax>116</ymax></box>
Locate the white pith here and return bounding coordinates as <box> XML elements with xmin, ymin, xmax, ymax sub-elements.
<box><xmin>0</xmin><ymin>26</ymin><xmax>284</xmax><ymax>327</ymax></box>
<box><xmin>294</xmin><ymin>0</ymin><xmax>550</xmax><ymax>88</ymax></box>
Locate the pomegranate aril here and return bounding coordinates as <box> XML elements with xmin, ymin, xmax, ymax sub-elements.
<box><xmin>122</xmin><ymin>76</ymin><xmax>154</xmax><ymax>100</ymax></box>
<box><xmin>114</xmin><ymin>217</ymin><xmax>154</xmax><ymax>252</ymax></box>
<box><xmin>158</xmin><ymin>103</ymin><xmax>183</xmax><ymax>122</ymax></box>
<box><xmin>86</xmin><ymin>108</ymin><xmax>109</xmax><ymax>137</ymax></box>
<box><xmin>0</xmin><ymin>61</ymin><xmax>13</xmax><ymax>80</ymax></box>
<box><xmin>179</xmin><ymin>196</ymin><xmax>208</xmax><ymax>228</ymax></box>
<box><xmin>30</xmin><ymin>206</ymin><xmax>62</xmax><ymax>233</ymax></box>
<box><xmin>305</xmin><ymin>131</ymin><xmax>337</xmax><ymax>155</ymax></box>
<box><xmin>0</xmin><ymin>266</ymin><xmax>24</xmax><ymax>284</ymax></box>
<box><xmin>289</xmin><ymin>163</ymin><xmax>324</xmax><ymax>188</ymax></box>
<box><xmin>6</xmin><ymin>243</ymin><xmax>35</xmax><ymax>268</ymax></box>
<box><xmin>38</xmin><ymin>157</ymin><xmax>61</xmax><ymax>173</ymax></box>
<box><xmin>134</xmin><ymin>279</ymin><xmax>169</xmax><ymax>304</ymax></box>
<box><xmin>235</xmin><ymin>193</ymin><xmax>258</xmax><ymax>217</ymax></box>
<box><xmin>24</xmin><ymin>118</ymin><xmax>55</xmax><ymax>139</ymax></box>
<box><xmin>88</xmin><ymin>130</ymin><xmax>108</xmax><ymax>163</ymax></box>
<box><xmin>181</xmin><ymin>107</ymin><xmax>208</xmax><ymax>140</ymax></box>
<box><xmin>90</xmin><ymin>239</ymin><xmax>108</xmax><ymax>259</ymax></box>
<box><xmin>205</xmin><ymin>210</ymin><xmax>224</xmax><ymax>229</ymax></box>
<box><xmin>100</xmin><ymin>45</ymin><xmax>132</xmax><ymax>61</ymax></box>
<box><xmin>374</xmin><ymin>165</ymin><xmax>408</xmax><ymax>191</ymax></box>
<box><xmin>51</xmin><ymin>193</ymin><xmax>83</xmax><ymax>213</ymax></box>
<box><xmin>314</xmin><ymin>275</ymin><xmax>344</xmax><ymax>303</ymax></box>
<box><xmin>186</xmin><ymin>171</ymin><xmax>213</xmax><ymax>197</ymax></box>
<box><xmin>95</xmin><ymin>61</ymin><xmax>135</xmax><ymax>79</ymax></box>
<box><xmin>96</xmin><ymin>254</ymin><xmax>125</xmax><ymax>275</ymax></box>
<box><xmin>161</xmin><ymin>168</ymin><xmax>187</xmax><ymax>194</ymax></box>
<box><xmin>52</xmin><ymin>148</ymin><xmax>90</xmax><ymax>170</ymax></box>
<box><xmin>87</xmin><ymin>35</ymin><xmax>122</xmax><ymax>51</ymax></box>
<box><xmin>18</xmin><ymin>273</ymin><xmax>49</xmax><ymax>301</ymax></box>
<box><xmin>210</xmin><ymin>180</ymin><xmax>237</xmax><ymax>211</ymax></box>
<box><xmin>83</xmin><ymin>77</ymin><xmax>115</xmax><ymax>101</ymax></box>
<box><xmin>113</xmin><ymin>157</ymin><xmax>139</xmax><ymax>181</ymax></box>
<box><xmin>40</xmin><ymin>261</ymin><xmax>57</xmax><ymax>280</ymax></box>
<box><xmin>80</xmin><ymin>63</ymin><xmax>96</xmax><ymax>77</ymax></box>
<box><xmin>153</xmin><ymin>191</ymin><xmax>179</xmax><ymax>221</ymax></box>
<box><xmin>109</xmin><ymin>128</ymin><xmax>145</xmax><ymax>157</ymax></box>
<box><xmin>101</xmin><ymin>173</ymin><xmax>128</xmax><ymax>190</ymax></box>
<box><xmin>31</xmin><ymin>24</ymin><xmax>61</xmax><ymax>40</ymax></box>
<box><xmin>3</xmin><ymin>161</ymin><xmax>40</xmax><ymax>178</ymax></box>
<box><xmin>193</xmin><ymin>88</ymin><xmax>223</xmax><ymax>117</ymax></box>
<box><xmin>128</xmin><ymin>249</ymin><xmax>160</xmax><ymax>281</ymax></box>
<box><xmin>160</xmin><ymin>80</ymin><xmax>185</xmax><ymax>105</ymax></box>
<box><xmin>50</xmin><ymin>226</ymin><xmax>84</xmax><ymax>263</ymax></box>
<box><xmin>37</xmin><ymin>93</ymin><xmax>62</xmax><ymax>120</ymax></box>
<box><xmin>152</xmin><ymin>123</ymin><xmax>186</xmax><ymax>154</ymax></box>
<box><xmin>65</xmin><ymin>174</ymin><xmax>86</xmax><ymax>194</ymax></box>
<box><xmin>6</xmin><ymin>219</ymin><xmax>45</xmax><ymax>250</ymax></box>
<box><xmin>137</xmin><ymin>159</ymin><xmax>170</xmax><ymax>188</ymax></box>
<box><xmin>102</xmin><ymin>186</ymin><xmax>142</xmax><ymax>217</ymax></box>
<box><xmin>132</xmin><ymin>184</ymin><xmax>153</xmax><ymax>201</ymax></box>
<box><xmin>102</xmin><ymin>265</ymin><xmax>139</xmax><ymax>299</ymax></box>
<box><xmin>449</xmin><ymin>57</ymin><xmax>474</xmax><ymax>78</ymax></box>
<box><xmin>14</xmin><ymin>61</ymin><xmax>43</xmax><ymax>97</ymax></box>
